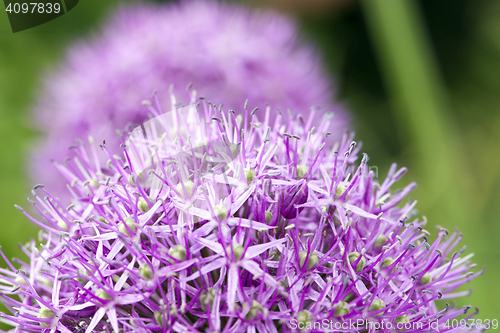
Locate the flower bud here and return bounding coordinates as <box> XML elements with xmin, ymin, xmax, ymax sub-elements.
<box><xmin>395</xmin><ymin>315</ymin><xmax>410</xmax><ymax>326</ymax></box>
<box><xmin>227</xmin><ymin>243</ymin><xmax>244</xmax><ymax>261</ymax></box>
<box><xmin>245</xmin><ymin>300</ymin><xmax>264</xmax><ymax>320</ymax></box>
<box><xmin>119</xmin><ymin>216</ymin><xmax>136</xmax><ymax>236</ymax></box>
<box><xmin>37</xmin><ymin>307</ymin><xmax>55</xmax><ymax>327</ymax></box>
<box><xmin>296</xmin><ymin>165</ymin><xmax>308</xmax><ymax>180</ymax></box>
<box><xmin>168</xmin><ymin>244</ymin><xmax>187</xmax><ymax>263</ymax></box>
<box><xmin>299</xmin><ymin>250</ymin><xmax>319</xmax><ymax>270</ymax></box>
<box><xmin>128</xmin><ymin>174</ymin><xmax>136</xmax><ymax>187</ymax></box>
<box><xmin>269</xmin><ymin>249</ymin><xmax>281</xmax><ymax>262</ymax></box>
<box><xmin>200</xmin><ymin>288</ymin><xmax>217</xmax><ymax>311</ymax></box>
<box><xmin>420</xmin><ymin>272</ymin><xmax>432</xmax><ymax>285</ymax></box>
<box><xmin>96</xmin><ymin>288</ymin><xmax>112</xmax><ymax>300</ymax></box>
<box><xmin>97</xmin><ymin>216</ymin><xmax>108</xmax><ymax>224</ymax></box>
<box><xmin>369</xmin><ymin>298</ymin><xmax>385</xmax><ymax>312</ymax></box>
<box><xmin>214</xmin><ymin>204</ymin><xmax>229</xmax><ymax>220</ymax></box>
<box><xmin>89</xmin><ymin>178</ymin><xmax>99</xmax><ymax>188</ymax></box>
<box><xmin>176</xmin><ymin>180</ymin><xmax>194</xmax><ymax>198</ymax></box>
<box><xmin>57</xmin><ymin>219</ymin><xmax>69</xmax><ymax>231</ymax></box>
<box><xmin>230</xmin><ymin>144</ymin><xmax>239</xmax><ymax>158</ymax></box>
<box><xmin>347</xmin><ymin>252</ymin><xmax>366</xmax><ymax>272</ymax></box>
<box><xmin>154</xmin><ymin>311</ymin><xmax>164</xmax><ymax>328</ymax></box>
<box><xmin>265</xmin><ymin>211</ymin><xmax>273</xmax><ymax>223</ymax></box>
<box><xmin>374</xmin><ymin>234</ymin><xmax>388</xmax><ymax>248</ymax></box>
<box><xmin>333</xmin><ymin>301</ymin><xmax>349</xmax><ymax>317</ymax></box>
<box><xmin>296</xmin><ymin>310</ymin><xmax>313</xmax><ymax>326</ymax></box>
<box><xmin>244</xmin><ymin>168</ymin><xmax>256</xmax><ymax>183</ymax></box>
<box><xmin>14</xmin><ymin>276</ymin><xmax>26</xmax><ymax>285</ymax></box>
<box><xmin>335</xmin><ymin>185</ymin><xmax>348</xmax><ymax>200</ymax></box>
<box><xmin>138</xmin><ymin>197</ymin><xmax>153</xmax><ymax>212</ymax></box>
<box><xmin>381</xmin><ymin>257</ymin><xmax>394</xmax><ymax>268</ymax></box>
<box><xmin>139</xmin><ymin>263</ymin><xmax>153</xmax><ymax>280</ymax></box>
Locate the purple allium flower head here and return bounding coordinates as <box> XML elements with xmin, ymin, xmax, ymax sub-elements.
<box><xmin>2</xmin><ymin>93</ymin><xmax>481</xmax><ymax>332</ymax></box>
<box><xmin>30</xmin><ymin>0</ymin><xmax>348</xmax><ymax>200</ymax></box>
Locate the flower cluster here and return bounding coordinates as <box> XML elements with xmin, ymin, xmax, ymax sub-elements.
<box><xmin>1</xmin><ymin>94</ymin><xmax>480</xmax><ymax>332</ymax></box>
<box><xmin>30</xmin><ymin>0</ymin><xmax>348</xmax><ymax>199</ymax></box>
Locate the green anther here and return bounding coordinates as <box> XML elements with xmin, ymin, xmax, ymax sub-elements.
<box><xmin>335</xmin><ymin>185</ymin><xmax>348</xmax><ymax>200</ymax></box>
<box><xmin>374</xmin><ymin>234</ymin><xmax>388</xmax><ymax>248</ymax></box>
<box><xmin>368</xmin><ymin>298</ymin><xmax>385</xmax><ymax>312</ymax></box>
<box><xmin>138</xmin><ymin>197</ymin><xmax>152</xmax><ymax>213</ymax></box>
<box><xmin>244</xmin><ymin>168</ymin><xmax>256</xmax><ymax>183</ymax></box>
<box><xmin>296</xmin><ymin>310</ymin><xmax>313</xmax><ymax>326</ymax></box>
<box><xmin>265</xmin><ymin>211</ymin><xmax>273</xmax><ymax>223</ymax></box>
<box><xmin>139</xmin><ymin>263</ymin><xmax>153</xmax><ymax>280</ymax></box>
<box><xmin>154</xmin><ymin>311</ymin><xmax>164</xmax><ymax>328</ymax></box>
<box><xmin>168</xmin><ymin>244</ymin><xmax>187</xmax><ymax>263</ymax></box>
<box><xmin>226</xmin><ymin>243</ymin><xmax>244</xmax><ymax>261</ymax></box>
<box><xmin>37</xmin><ymin>307</ymin><xmax>55</xmax><ymax>327</ymax></box>
<box><xmin>245</xmin><ymin>300</ymin><xmax>264</xmax><ymax>320</ymax></box>
<box><xmin>96</xmin><ymin>288</ymin><xmax>112</xmax><ymax>300</ymax></box>
<box><xmin>89</xmin><ymin>178</ymin><xmax>99</xmax><ymax>188</ymax></box>
<box><xmin>420</xmin><ymin>272</ymin><xmax>432</xmax><ymax>285</ymax></box>
<box><xmin>333</xmin><ymin>301</ymin><xmax>349</xmax><ymax>317</ymax></box>
<box><xmin>119</xmin><ymin>217</ymin><xmax>136</xmax><ymax>236</ymax></box>
<box><xmin>347</xmin><ymin>252</ymin><xmax>366</xmax><ymax>272</ymax></box>
<box><xmin>299</xmin><ymin>250</ymin><xmax>319</xmax><ymax>270</ymax></box>
<box><xmin>200</xmin><ymin>288</ymin><xmax>217</xmax><ymax>311</ymax></box>
<box><xmin>381</xmin><ymin>257</ymin><xmax>394</xmax><ymax>268</ymax></box>
<box><xmin>213</xmin><ymin>204</ymin><xmax>229</xmax><ymax>220</ymax></box>
<box><xmin>321</xmin><ymin>206</ymin><xmax>328</xmax><ymax>214</ymax></box>
<box><xmin>296</xmin><ymin>165</ymin><xmax>308</xmax><ymax>180</ymax></box>
<box><xmin>395</xmin><ymin>315</ymin><xmax>410</xmax><ymax>326</ymax></box>
<box><xmin>176</xmin><ymin>180</ymin><xmax>195</xmax><ymax>198</ymax></box>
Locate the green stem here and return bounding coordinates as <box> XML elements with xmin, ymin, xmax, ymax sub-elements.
<box><xmin>361</xmin><ymin>0</ymin><xmax>471</xmax><ymax>230</ymax></box>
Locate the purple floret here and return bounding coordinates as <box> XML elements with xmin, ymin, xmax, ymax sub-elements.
<box><xmin>2</xmin><ymin>93</ymin><xmax>480</xmax><ymax>332</ymax></box>
<box><xmin>30</xmin><ymin>0</ymin><xmax>348</xmax><ymax>200</ymax></box>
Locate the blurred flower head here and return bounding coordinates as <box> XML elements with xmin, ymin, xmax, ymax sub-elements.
<box><xmin>1</xmin><ymin>93</ymin><xmax>480</xmax><ymax>332</ymax></box>
<box><xmin>31</xmin><ymin>0</ymin><xmax>348</xmax><ymax>198</ymax></box>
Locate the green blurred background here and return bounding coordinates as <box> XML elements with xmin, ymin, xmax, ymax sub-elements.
<box><xmin>1</xmin><ymin>0</ymin><xmax>499</xmax><ymax>323</ymax></box>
